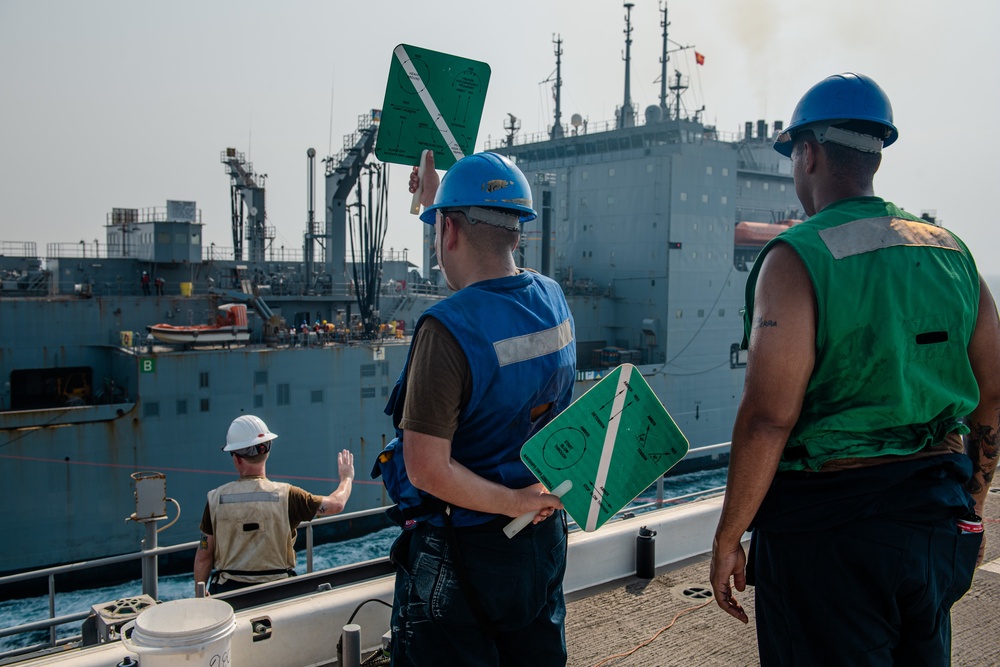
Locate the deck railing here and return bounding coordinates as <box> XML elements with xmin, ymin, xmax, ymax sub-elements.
<box><xmin>0</xmin><ymin>452</ymin><xmax>728</xmax><ymax>659</ymax></box>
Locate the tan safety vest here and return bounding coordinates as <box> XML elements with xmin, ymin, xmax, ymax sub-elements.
<box><xmin>207</xmin><ymin>477</ymin><xmax>295</xmax><ymax>585</ymax></box>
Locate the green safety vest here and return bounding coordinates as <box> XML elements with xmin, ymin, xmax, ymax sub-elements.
<box><xmin>743</xmin><ymin>197</ymin><xmax>980</xmax><ymax>471</ymax></box>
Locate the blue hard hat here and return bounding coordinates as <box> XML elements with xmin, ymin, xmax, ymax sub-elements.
<box><xmin>774</xmin><ymin>72</ymin><xmax>898</xmax><ymax>157</ymax></box>
<box><xmin>419</xmin><ymin>152</ymin><xmax>537</xmax><ymax>225</ymax></box>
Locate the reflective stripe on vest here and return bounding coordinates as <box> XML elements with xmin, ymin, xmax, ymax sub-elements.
<box><xmin>818</xmin><ymin>216</ymin><xmax>962</xmax><ymax>260</ymax></box>
<box><xmin>494</xmin><ymin>318</ymin><xmax>573</xmax><ymax>367</ymax></box>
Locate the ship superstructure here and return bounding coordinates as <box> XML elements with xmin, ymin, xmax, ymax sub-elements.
<box><xmin>0</xmin><ymin>5</ymin><xmax>800</xmax><ymax>577</ymax></box>
<box><xmin>490</xmin><ymin>4</ymin><xmax>800</xmax><ymax>453</ymax></box>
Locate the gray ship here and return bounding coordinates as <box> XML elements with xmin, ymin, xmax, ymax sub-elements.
<box><xmin>0</xmin><ymin>5</ymin><xmax>800</xmax><ymax>578</ymax></box>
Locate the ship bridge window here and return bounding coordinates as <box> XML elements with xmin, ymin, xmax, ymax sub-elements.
<box><xmin>191</xmin><ymin>232</ymin><xmax>201</xmax><ymax>245</ymax></box>
<box><xmin>780</xmin><ymin>184</ymin><xmax>786</xmax><ymax>192</ymax></box>
<box><xmin>608</xmin><ymin>168</ymin><xmax>615</xmax><ymax>177</ymax></box>
<box><xmin>200</xmin><ymin>398</ymin><xmax>210</xmax><ymax>412</ymax></box>
<box><xmin>311</xmin><ymin>390</ymin><xmax>324</xmax><ymax>404</ymax></box>
<box><xmin>199</xmin><ymin>372</ymin><xmax>209</xmax><ymax>388</ymax></box>
<box><xmin>721</xmin><ymin>196</ymin><xmax>728</xmax><ymax>205</ymax></box>
<box><xmin>722</xmin><ymin>168</ymin><xmax>729</xmax><ymax>177</ymax></box>
<box><xmin>698</xmin><ymin>309</ymin><xmax>705</xmax><ymax>318</ymax></box>
<box><xmin>607</xmin><ymin>196</ymin><xmax>614</xmax><ymax>206</ymax></box>
<box><xmin>158</xmin><ymin>233</ymin><xmax>170</xmax><ymax>244</ymax></box>
<box><xmin>679</xmin><ymin>192</ymin><xmax>687</xmax><ymax>201</ymax></box>
<box><xmin>144</xmin><ymin>402</ymin><xmax>160</xmax><ymax>417</ymax></box>
<box><xmin>582</xmin><ymin>171</ymin><xmax>589</xmax><ymax>180</ymax></box>
<box><xmin>675</xmin><ymin>310</ymin><xmax>683</xmax><ymax>318</ymax></box>
<box><xmin>277</xmin><ymin>384</ymin><xmax>290</xmax><ymax>406</ymax></box>
<box><xmin>763</xmin><ymin>182</ymin><xmax>770</xmax><ymax>191</ymax></box>
<box><xmin>706</xmin><ymin>166</ymin><xmax>713</xmax><ymax>175</ymax></box>
<box><xmin>746</xmin><ymin>180</ymin><xmax>752</xmax><ymax>189</ymax></box>
<box><xmin>254</xmin><ymin>394</ymin><xmax>264</xmax><ymax>408</ymax></box>
<box><xmin>177</xmin><ymin>399</ymin><xmax>187</xmax><ymax>415</ymax></box>
<box><xmin>254</xmin><ymin>371</ymin><xmax>268</xmax><ymax>385</ymax></box>
<box><xmin>646</xmin><ymin>163</ymin><xmax>654</xmax><ymax>173</ymax></box>
<box><xmin>701</xmin><ymin>194</ymin><xmax>709</xmax><ymax>203</ymax></box>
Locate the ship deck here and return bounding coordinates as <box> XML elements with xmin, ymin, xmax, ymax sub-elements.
<box><xmin>564</xmin><ymin>484</ymin><xmax>1000</xmax><ymax>666</ymax></box>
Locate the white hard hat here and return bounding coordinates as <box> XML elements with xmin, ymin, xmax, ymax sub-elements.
<box><xmin>224</xmin><ymin>415</ymin><xmax>278</xmax><ymax>452</ymax></box>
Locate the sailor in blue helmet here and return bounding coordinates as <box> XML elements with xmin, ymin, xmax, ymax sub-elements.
<box><xmin>710</xmin><ymin>72</ymin><xmax>1000</xmax><ymax>664</ymax></box>
<box><xmin>375</xmin><ymin>151</ymin><xmax>576</xmax><ymax>666</ymax></box>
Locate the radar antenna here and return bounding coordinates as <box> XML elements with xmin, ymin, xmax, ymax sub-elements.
<box><xmin>670</xmin><ymin>69</ymin><xmax>689</xmax><ymax>121</ymax></box>
<box><xmin>504</xmin><ymin>113</ymin><xmax>521</xmax><ymax>147</ymax></box>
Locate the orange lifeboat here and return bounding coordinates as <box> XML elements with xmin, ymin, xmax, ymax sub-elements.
<box><xmin>147</xmin><ymin>303</ymin><xmax>250</xmax><ymax>344</ymax></box>
<box><xmin>734</xmin><ymin>220</ymin><xmax>802</xmax><ymax>247</ymax></box>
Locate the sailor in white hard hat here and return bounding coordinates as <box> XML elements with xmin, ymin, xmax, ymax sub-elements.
<box><xmin>194</xmin><ymin>414</ymin><xmax>355</xmax><ymax>595</ymax></box>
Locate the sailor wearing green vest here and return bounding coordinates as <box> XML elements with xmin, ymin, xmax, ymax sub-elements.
<box><xmin>709</xmin><ymin>73</ymin><xmax>1000</xmax><ymax>665</ymax></box>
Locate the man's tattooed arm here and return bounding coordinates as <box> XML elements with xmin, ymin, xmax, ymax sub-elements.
<box><xmin>967</xmin><ymin>414</ymin><xmax>1000</xmax><ymax>499</ymax></box>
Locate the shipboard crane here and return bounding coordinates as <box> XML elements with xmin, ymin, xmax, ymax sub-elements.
<box><xmin>221</xmin><ymin>148</ymin><xmax>273</xmax><ymax>263</ymax></box>
<box><xmin>321</xmin><ymin>112</ymin><xmax>379</xmax><ymax>282</ymax></box>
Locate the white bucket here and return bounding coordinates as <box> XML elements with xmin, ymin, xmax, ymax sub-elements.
<box><xmin>120</xmin><ymin>598</ymin><xmax>236</xmax><ymax>666</ymax></box>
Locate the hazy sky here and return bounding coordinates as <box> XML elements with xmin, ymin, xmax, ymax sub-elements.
<box><xmin>2</xmin><ymin>0</ymin><xmax>997</xmax><ymax>271</ymax></box>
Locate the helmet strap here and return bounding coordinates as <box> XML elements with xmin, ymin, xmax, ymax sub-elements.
<box><xmin>233</xmin><ymin>441</ymin><xmax>271</xmax><ymax>458</ymax></box>
<box><xmin>814</xmin><ymin>124</ymin><xmax>884</xmax><ymax>154</ymax></box>
<box><xmin>465</xmin><ymin>206</ymin><xmax>520</xmax><ymax>232</ymax></box>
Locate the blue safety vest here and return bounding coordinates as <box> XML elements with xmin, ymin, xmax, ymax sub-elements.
<box><xmin>372</xmin><ymin>271</ymin><xmax>576</xmax><ymax>528</ymax></box>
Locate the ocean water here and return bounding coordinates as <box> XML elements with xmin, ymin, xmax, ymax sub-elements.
<box><xmin>0</xmin><ymin>467</ymin><xmax>728</xmax><ymax>654</ymax></box>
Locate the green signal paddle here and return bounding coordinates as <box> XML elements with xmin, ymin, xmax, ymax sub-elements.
<box><xmin>375</xmin><ymin>44</ymin><xmax>491</xmax><ymax>212</ymax></box>
<box><xmin>508</xmin><ymin>364</ymin><xmax>690</xmax><ymax>536</ymax></box>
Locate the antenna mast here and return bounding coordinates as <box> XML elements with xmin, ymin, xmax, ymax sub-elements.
<box><xmin>504</xmin><ymin>113</ymin><xmax>521</xmax><ymax>147</ymax></box>
<box><xmin>551</xmin><ymin>35</ymin><xmax>564</xmax><ymax>140</ymax></box>
<box><xmin>670</xmin><ymin>70</ymin><xmax>689</xmax><ymax>121</ymax></box>
<box><xmin>305</xmin><ymin>148</ymin><xmax>317</xmax><ymax>284</ymax></box>
<box><xmin>618</xmin><ymin>3</ymin><xmax>635</xmax><ymax>130</ymax></box>
<box><xmin>659</xmin><ymin>3</ymin><xmax>670</xmax><ymax>117</ymax></box>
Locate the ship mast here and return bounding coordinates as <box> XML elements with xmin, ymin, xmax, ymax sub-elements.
<box><xmin>617</xmin><ymin>2</ymin><xmax>635</xmax><ymax>130</ymax></box>
<box><xmin>505</xmin><ymin>113</ymin><xmax>521</xmax><ymax>147</ymax></box>
<box><xmin>550</xmin><ymin>35</ymin><xmax>564</xmax><ymax>140</ymax></box>
<box><xmin>304</xmin><ymin>148</ymin><xmax>317</xmax><ymax>284</ymax></box>
<box><xmin>659</xmin><ymin>3</ymin><xmax>670</xmax><ymax>118</ymax></box>
<box><xmin>670</xmin><ymin>69</ymin><xmax>689</xmax><ymax>121</ymax></box>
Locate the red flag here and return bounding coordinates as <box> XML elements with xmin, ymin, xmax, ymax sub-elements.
<box><xmin>695</xmin><ymin>51</ymin><xmax>705</xmax><ymax>66</ymax></box>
